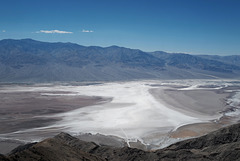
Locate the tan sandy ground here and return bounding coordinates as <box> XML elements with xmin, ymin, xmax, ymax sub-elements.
<box><xmin>170</xmin><ymin>115</ymin><xmax>237</xmax><ymax>139</ymax></box>
<box><xmin>150</xmin><ymin>87</ymin><xmax>231</xmax><ymax>118</ymax></box>
<box><xmin>0</xmin><ymin>91</ymin><xmax>107</xmax><ymax>134</ymax></box>
<box><xmin>150</xmin><ymin>86</ymin><xmax>235</xmax><ymax>139</ymax></box>
<box><xmin>0</xmin><ymin>90</ymin><xmax>109</xmax><ymax>154</ymax></box>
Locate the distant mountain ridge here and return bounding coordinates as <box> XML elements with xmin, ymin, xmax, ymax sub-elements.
<box><xmin>0</xmin><ymin>39</ymin><xmax>239</xmax><ymax>82</ymax></box>
<box><xmin>151</xmin><ymin>51</ymin><xmax>240</xmax><ymax>73</ymax></box>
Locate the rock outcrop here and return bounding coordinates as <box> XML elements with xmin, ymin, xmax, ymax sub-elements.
<box><xmin>1</xmin><ymin>123</ymin><xmax>240</xmax><ymax>161</ymax></box>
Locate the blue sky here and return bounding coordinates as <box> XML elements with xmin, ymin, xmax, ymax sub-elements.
<box><xmin>0</xmin><ymin>0</ymin><xmax>240</xmax><ymax>55</ymax></box>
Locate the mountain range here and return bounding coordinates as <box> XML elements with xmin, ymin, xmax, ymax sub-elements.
<box><xmin>0</xmin><ymin>39</ymin><xmax>240</xmax><ymax>82</ymax></box>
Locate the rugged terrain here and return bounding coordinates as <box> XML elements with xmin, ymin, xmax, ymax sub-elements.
<box><xmin>1</xmin><ymin>123</ymin><xmax>240</xmax><ymax>161</ymax></box>
<box><xmin>0</xmin><ymin>39</ymin><xmax>240</xmax><ymax>82</ymax></box>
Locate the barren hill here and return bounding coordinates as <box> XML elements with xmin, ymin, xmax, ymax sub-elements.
<box><xmin>1</xmin><ymin>123</ymin><xmax>240</xmax><ymax>161</ymax></box>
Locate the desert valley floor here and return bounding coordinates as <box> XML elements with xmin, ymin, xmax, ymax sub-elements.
<box><xmin>0</xmin><ymin>79</ymin><xmax>240</xmax><ymax>154</ymax></box>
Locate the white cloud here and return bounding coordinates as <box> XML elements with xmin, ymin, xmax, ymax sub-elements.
<box><xmin>36</xmin><ymin>30</ymin><xmax>73</xmax><ymax>34</ymax></box>
<box><xmin>82</xmin><ymin>29</ymin><xmax>94</xmax><ymax>33</ymax></box>
<box><xmin>2</xmin><ymin>30</ymin><xmax>6</xmax><ymax>33</ymax></box>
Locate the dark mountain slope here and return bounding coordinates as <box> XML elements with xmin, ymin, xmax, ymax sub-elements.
<box><xmin>0</xmin><ymin>39</ymin><xmax>168</xmax><ymax>82</ymax></box>
<box><xmin>159</xmin><ymin>123</ymin><xmax>240</xmax><ymax>161</ymax></box>
<box><xmin>198</xmin><ymin>55</ymin><xmax>240</xmax><ymax>67</ymax></box>
<box><xmin>2</xmin><ymin>123</ymin><xmax>240</xmax><ymax>161</ymax></box>
<box><xmin>0</xmin><ymin>39</ymin><xmax>165</xmax><ymax>68</ymax></box>
<box><xmin>0</xmin><ymin>39</ymin><xmax>240</xmax><ymax>82</ymax></box>
<box><xmin>151</xmin><ymin>52</ymin><xmax>240</xmax><ymax>73</ymax></box>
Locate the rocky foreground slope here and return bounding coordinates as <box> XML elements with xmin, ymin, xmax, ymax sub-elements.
<box><xmin>1</xmin><ymin>123</ymin><xmax>240</xmax><ymax>161</ymax></box>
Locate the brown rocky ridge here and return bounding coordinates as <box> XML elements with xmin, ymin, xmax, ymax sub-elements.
<box><xmin>1</xmin><ymin>123</ymin><xmax>240</xmax><ymax>161</ymax></box>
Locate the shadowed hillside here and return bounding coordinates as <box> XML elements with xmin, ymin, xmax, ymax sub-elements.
<box><xmin>1</xmin><ymin>123</ymin><xmax>240</xmax><ymax>161</ymax></box>
<box><xmin>0</xmin><ymin>39</ymin><xmax>240</xmax><ymax>82</ymax></box>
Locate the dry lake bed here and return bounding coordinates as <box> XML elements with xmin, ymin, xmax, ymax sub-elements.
<box><xmin>1</xmin><ymin>79</ymin><xmax>240</xmax><ymax>154</ymax></box>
